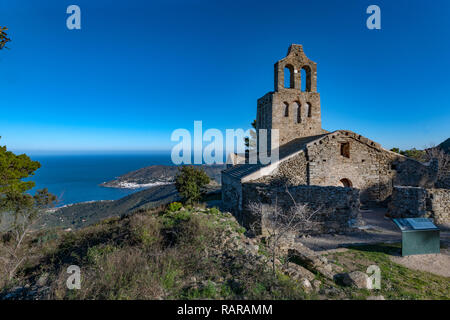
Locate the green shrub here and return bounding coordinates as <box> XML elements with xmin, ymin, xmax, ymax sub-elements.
<box><xmin>390</xmin><ymin>147</ymin><xmax>427</xmax><ymax>162</ymax></box>
<box><xmin>167</xmin><ymin>202</ymin><xmax>183</xmax><ymax>212</ymax></box>
<box><xmin>184</xmin><ymin>280</ymin><xmax>218</xmax><ymax>299</ymax></box>
<box><xmin>162</xmin><ymin>210</ymin><xmax>191</xmax><ymax>228</ymax></box>
<box><xmin>129</xmin><ymin>213</ymin><xmax>162</xmax><ymax>247</ymax></box>
<box><xmin>162</xmin><ymin>267</ymin><xmax>181</xmax><ymax>291</ymax></box>
<box><xmin>208</xmin><ymin>207</ymin><xmax>220</xmax><ymax>215</ymax></box>
<box><xmin>32</xmin><ymin>229</ymin><xmax>60</xmax><ymax>245</ymax></box>
<box><xmin>132</xmin><ymin>225</ymin><xmax>160</xmax><ymax>247</ymax></box>
<box><xmin>236</xmin><ymin>226</ymin><xmax>246</xmax><ymax>234</ymax></box>
<box><xmin>175</xmin><ymin>166</ymin><xmax>210</xmax><ymax>205</ymax></box>
<box><xmin>86</xmin><ymin>244</ymin><xmax>117</xmax><ymax>265</ymax></box>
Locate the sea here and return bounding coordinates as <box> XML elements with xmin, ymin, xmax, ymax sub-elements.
<box><xmin>25</xmin><ymin>152</ymin><xmax>174</xmax><ymax>206</ymax></box>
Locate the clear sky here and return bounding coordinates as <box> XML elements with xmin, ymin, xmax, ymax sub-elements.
<box><xmin>1</xmin><ymin>0</ymin><xmax>449</xmax><ymax>153</ymax></box>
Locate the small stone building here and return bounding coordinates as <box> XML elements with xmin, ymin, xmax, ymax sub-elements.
<box><xmin>222</xmin><ymin>45</ymin><xmax>438</xmax><ymax>229</ymax></box>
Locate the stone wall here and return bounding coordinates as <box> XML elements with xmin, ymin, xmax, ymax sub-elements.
<box><xmin>221</xmin><ymin>173</ymin><xmax>242</xmax><ymax>212</ymax></box>
<box><xmin>251</xmin><ymin>151</ymin><xmax>308</xmax><ymax>186</ymax></box>
<box><xmin>274</xmin><ymin>44</ymin><xmax>318</xmax><ymax>92</ymax></box>
<box><xmin>428</xmin><ymin>188</ymin><xmax>450</xmax><ymax>224</ymax></box>
<box><xmin>307</xmin><ymin>132</ymin><xmax>388</xmax><ymax>204</ymax></box>
<box><xmin>435</xmin><ymin>161</ymin><xmax>450</xmax><ymax>189</ymax></box>
<box><xmin>392</xmin><ymin>157</ymin><xmax>438</xmax><ymax>189</ymax></box>
<box><xmin>387</xmin><ymin>186</ymin><xmax>428</xmax><ymax>218</ymax></box>
<box><xmin>223</xmin><ymin>130</ymin><xmax>438</xmax><ymax>216</ymax></box>
<box><xmin>305</xmin><ymin>131</ymin><xmax>437</xmax><ymax>204</ymax></box>
<box><xmin>256</xmin><ymin>44</ymin><xmax>326</xmax><ymax>151</ymax></box>
<box><xmin>388</xmin><ymin>186</ymin><xmax>450</xmax><ymax>224</ymax></box>
<box><xmin>268</xmin><ymin>91</ymin><xmax>323</xmax><ymax>145</ymax></box>
<box><xmin>240</xmin><ymin>183</ymin><xmax>361</xmax><ymax>235</ymax></box>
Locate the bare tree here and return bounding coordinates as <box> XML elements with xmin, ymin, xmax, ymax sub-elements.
<box><xmin>0</xmin><ymin>26</ymin><xmax>11</xmax><ymax>50</ymax></box>
<box><xmin>0</xmin><ymin>189</ymin><xmax>56</xmax><ymax>282</ymax></box>
<box><xmin>246</xmin><ymin>188</ymin><xmax>319</xmax><ymax>277</ymax></box>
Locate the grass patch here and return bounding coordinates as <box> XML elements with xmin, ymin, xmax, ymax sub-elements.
<box><xmin>325</xmin><ymin>243</ymin><xmax>449</xmax><ymax>300</ymax></box>
<box><xmin>1</xmin><ymin>206</ymin><xmax>310</xmax><ymax>300</ymax></box>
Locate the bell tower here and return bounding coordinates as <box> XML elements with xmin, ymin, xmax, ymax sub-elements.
<box><xmin>256</xmin><ymin>44</ymin><xmax>324</xmax><ymax>150</ymax></box>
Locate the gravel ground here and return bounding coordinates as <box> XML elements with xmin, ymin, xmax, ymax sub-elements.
<box><xmin>390</xmin><ymin>248</ymin><xmax>450</xmax><ymax>278</ymax></box>
<box><xmin>299</xmin><ymin>208</ymin><xmax>450</xmax><ymax>251</ymax></box>
<box><xmin>298</xmin><ymin>208</ymin><xmax>450</xmax><ymax>278</ymax></box>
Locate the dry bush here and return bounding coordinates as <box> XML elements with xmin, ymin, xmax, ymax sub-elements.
<box><xmin>0</xmin><ymin>190</ymin><xmax>56</xmax><ymax>283</ymax></box>
<box><xmin>128</xmin><ymin>213</ymin><xmax>163</xmax><ymax>248</ymax></box>
<box><xmin>2</xmin><ymin>207</ymin><xmax>310</xmax><ymax>300</ymax></box>
<box><xmin>49</xmin><ymin>210</ymin><xmax>222</xmax><ymax>299</ymax></box>
<box><xmin>0</xmin><ymin>227</ymin><xmax>63</xmax><ymax>289</ymax></box>
<box><xmin>52</xmin><ymin>247</ymin><xmax>165</xmax><ymax>299</ymax></box>
<box><xmin>247</xmin><ymin>188</ymin><xmax>319</xmax><ymax>276</ymax></box>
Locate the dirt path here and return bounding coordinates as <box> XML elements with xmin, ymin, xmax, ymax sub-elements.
<box><xmin>299</xmin><ymin>208</ymin><xmax>450</xmax><ymax>251</ymax></box>
<box><xmin>298</xmin><ymin>208</ymin><xmax>450</xmax><ymax>278</ymax></box>
<box><xmin>390</xmin><ymin>248</ymin><xmax>450</xmax><ymax>278</ymax></box>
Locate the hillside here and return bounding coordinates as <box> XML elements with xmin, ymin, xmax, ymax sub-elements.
<box><xmin>42</xmin><ymin>184</ymin><xmax>221</xmax><ymax>230</ymax></box>
<box><xmin>1</xmin><ymin>207</ymin><xmax>311</xmax><ymax>300</ymax></box>
<box><xmin>439</xmin><ymin>138</ymin><xmax>450</xmax><ymax>154</ymax></box>
<box><xmin>2</xmin><ymin>205</ymin><xmax>449</xmax><ymax>300</ymax></box>
<box><xmin>101</xmin><ymin>164</ymin><xmax>225</xmax><ymax>188</ymax></box>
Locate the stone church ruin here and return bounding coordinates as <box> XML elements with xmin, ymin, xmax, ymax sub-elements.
<box><xmin>222</xmin><ymin>44</ymin><xmax>447</xmax><ymax>234</ymax></box>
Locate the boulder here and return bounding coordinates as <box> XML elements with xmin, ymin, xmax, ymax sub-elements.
<box><xmin>288</xmin><ymin>245</ymin><xmax>326</xmax><ymax>270</ymax></box>
<box><xmin>282</xmin><ymin>262</ymin><xmax>315</xmax><ymax>281</ymax></box>
<box><xmin>341</xmin><ymin>271</ymin><xmax>372</xmax><ymax>289</ymax></box>
<box><xmin>312</xmin><ymin>280</ymin><xmax>322</xmax><ymax>291</ymax></box>
<box><xmin>288</xmin><ymin>244</ymin><xmax>339</xmax><ymax>280</ymax></box>
<box><xmin>300</xmin><ymin>278</ymin><xmax>312</xmax><ymax>292</ymax></box>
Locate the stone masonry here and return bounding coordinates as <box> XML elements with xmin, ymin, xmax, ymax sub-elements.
<box><xmin>257</xmin><ymin>45</ymin><xmax>327</xmax><ymax>151</ymax></box>
<box><xmin>388</xmin><ymin>186</ymin><xmax>450</xmax><ymax>224</ymax></box>
<box><xmin>239</xmin><ymin>183</ymin><xmax>360</xmax><ymax>235</ymax></box>
<box><xmin>305</xmin><ymin>131</ymin><xmax>437</xmax><ymax>205</ymax></box>
<box><xmin>222</xmin><ymin>44</ymin><xmax>444</xmax><ymax>234</ymax></box>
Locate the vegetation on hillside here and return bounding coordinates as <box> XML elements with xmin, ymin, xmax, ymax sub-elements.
<box><xmin>390</xmin><ymin>144</ymin><xmax>450</xmax><ymax>187</ymax></box>
<box><xmin>0</xmin><ymin>205</ymin><xmax>311</xmax><ymax>299</ymax></box>
<box><xmin>325</xmin><ymin>244</ymin><xmax>449</xmax><ymax>300</ymax></box>
<box><xmin>390</xmin><ymin>147</ymin><xmax>427</xmax><ymax>162</ymax></box>
<box><xmin>0</xmin><ymin>138</ymin><xmax>57</xmax><ymax>281</ymax></box>
<box><xmin>42</xmin><ymin>184</ymin><xmax>181</xmax><ymax>230</ymax></box>
<box><xmin>1</xmin><ymin>204</ymin><xmax>448</xmax><ymax>300</ymax></box>
<box><xmin>390</xmin><ymin>139</ymin><xmax>450</xmax><ymax>162</ymax></box>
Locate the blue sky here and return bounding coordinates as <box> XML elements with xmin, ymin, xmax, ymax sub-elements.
<box><xmin>1</xmin><ymin>0</ymin><xmax>449</xmax><ymax>153</ymax></box>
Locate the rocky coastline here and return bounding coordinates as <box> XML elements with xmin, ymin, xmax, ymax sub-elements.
<box><xmin>100</xmin><ymin>164</ymin><xmax>225</xmax><ymax>189</ymax></box>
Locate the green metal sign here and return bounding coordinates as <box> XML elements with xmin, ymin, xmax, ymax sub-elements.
<box><xmin>393</xmin><ymin>218</ymin><xmax>440</xmax><ymax>256</ymax></box>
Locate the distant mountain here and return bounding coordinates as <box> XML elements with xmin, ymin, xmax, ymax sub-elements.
<box><xmin>438</xmin><ymin>138</ymin><xmax>450</xmax><ymax>153</ymax></box>
<box><xmin>101</xmin><ymin>164</ymin><xmax>225</xmax><ymax>188</ymax></box>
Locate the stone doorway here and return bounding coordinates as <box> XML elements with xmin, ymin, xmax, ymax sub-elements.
<box><xmin>340</xmin><ymin>178</ymin><xmax>353</xmax><ymax>188</ymax></box>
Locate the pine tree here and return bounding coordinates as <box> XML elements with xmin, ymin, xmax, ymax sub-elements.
<box><xmin>175</xmin><ymin>166</ymin><xmax>210</xmax><ymax>205</ymax></box>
